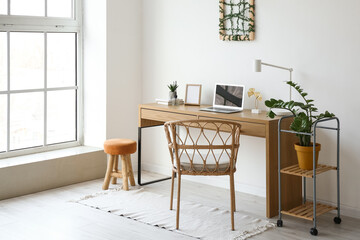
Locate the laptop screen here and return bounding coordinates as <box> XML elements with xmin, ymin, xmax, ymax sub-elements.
<box><xmin>214</xmin><ymin>84</ymin><xmax>244</xmax><ymax>108</ymax></box>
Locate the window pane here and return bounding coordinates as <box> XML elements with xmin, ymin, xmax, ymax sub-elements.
<box><xmin>0</xmin><ymin>95</ymin><xmax>6</xmax><ymax>152</ymax></box>
<box><xmin>10</xmin><ymin>32</ymin><xmax>44</xmax><ymax>90</ymax></box>
<box><xmin>47</xmin><ymin>90</ymin><xmax>76</xmax><ymax>144</ymax></box>
<box><xmin>11</xmin><ymin>0</ymin><xmax>45</xmax><ymax>16</ymax></box>
<box><xmin>47</xmin><ymin>0</ymin><xmax>72</xmax><ymax>18</ymax></box>
<box><xmin>10</xmin><ymin>92</ymin><xmax>44</xmax><ymax>150</ymax></box>
<box><xmin>0</xmin><ymin>0</ymin><xmax>7</xmax><ymax>15</ymax></box>
<box><xmin>47</xmin><ymin>33</ymin><xmax>76</xmax><ymax>88</ymax></box>
<box><xmin>0</xmin><ymin>32</ymin><xmax>7</xmax><ymax>91</ymax></box>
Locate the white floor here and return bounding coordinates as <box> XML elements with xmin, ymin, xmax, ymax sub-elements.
<box><xmin>0</xmin><ymin>172</ymin><xmax>359</xmax><ymax>240</ymax></box>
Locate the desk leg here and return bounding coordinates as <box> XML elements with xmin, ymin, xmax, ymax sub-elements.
<box><xmin>266</xmin><ymin>120</ymin><xmax>302</xmax><ymax>218</ymax></box>
<box><xmin>138</xmin><ymin>127</ymin><xmax>142</xmax><ymax>185</ymax></box>
<box><xmin>137</xmin><ymin>127</ymin><xmax>172</xmax><ymax>186</ymax></box>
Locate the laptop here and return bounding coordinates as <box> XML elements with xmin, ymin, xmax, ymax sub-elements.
<box><xmin>200</xmin><ymin>83</ymin><xmax>245</xmax><ymax>114</ymax></box>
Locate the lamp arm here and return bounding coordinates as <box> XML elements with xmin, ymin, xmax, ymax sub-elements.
<box><xmin>261</xmin><ymin>62</ymin><xmax>293</xmax><ymax>72</ymax></box>
<box><xmin>261</xmin><ymin>62</ymin><xmax>293</xmax><ymax>101</ymax></box>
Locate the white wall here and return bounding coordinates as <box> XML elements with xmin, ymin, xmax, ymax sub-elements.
<box><xmin>83</xmin><ymin>0</ymin><xmax>107</xmax><ymax>147</ymax></box>
<box><xmin>106</xmin><ymin>0</ymin><xmax>142</xmax><ymax>143</ymax></box>
<box><xmin>84</xmin><ymin>0</ymin><xmax>142</xmax><ymax>169</ymax></box>
<box><xmin>141</xmin><ymin>0</ymin><xmax>360</xmax><ymax>217</ymax></box>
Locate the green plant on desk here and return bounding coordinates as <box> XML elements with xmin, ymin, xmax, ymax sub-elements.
<box><xmin>168</xmin><ymin>81</ymin><xmax>179</xmax><ymax>92</ymax></box>
<box><xmin>168</xmin><ymin>81</ymin><xmax>179</xmax><ymax>105</ymax></box>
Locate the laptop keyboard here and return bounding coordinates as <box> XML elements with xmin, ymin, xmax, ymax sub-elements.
<box><xmin>209</xmin><ymin>108</ymin><xmax>233</xmax><ymax>113</ymax></box>
<box><xmin>201</xmin><ymin>107</ymin><xmax>240</xmax><ymax>113</ymax></box>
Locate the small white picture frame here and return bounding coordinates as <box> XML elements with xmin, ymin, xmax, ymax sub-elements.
<box><xmin>185</xmin><ymin>84</ymin><xmax>202</xmax><ymax>106</ymax></box>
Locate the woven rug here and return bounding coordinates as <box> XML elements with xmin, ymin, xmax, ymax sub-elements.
<box><xmin>74</xmin><ymin>188</ymin><xmax>274</xmax><ymax>240</ymax></box>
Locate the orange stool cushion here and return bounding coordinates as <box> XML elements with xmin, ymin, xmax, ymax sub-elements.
<box><xmin>104</xmin><ymin>139</ymin><xmax>137</xmax><ymax>155</ymax></box>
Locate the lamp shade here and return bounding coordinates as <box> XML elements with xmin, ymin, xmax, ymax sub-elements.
<box><xmin>253</xmin><ymin>59</ymin><xmax>262</xmax><ymax>72</ymax></box>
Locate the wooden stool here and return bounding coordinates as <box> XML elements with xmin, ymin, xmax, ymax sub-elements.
<box><xmin>103</xmin><ymin>139</ymin><xmax>136</xmax><ymax>190</ymax></box>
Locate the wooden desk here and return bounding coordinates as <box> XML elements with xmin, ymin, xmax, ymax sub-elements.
<box><xmin>138</xmin><ymin>103</ymin><xmax>302</xmax><ymax>218</ymax></box>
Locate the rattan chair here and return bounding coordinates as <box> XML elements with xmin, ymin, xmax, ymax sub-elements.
<box><xmin>164</xmin><ymin>119</ymin><xmax>241</xmax><ymax>230</ymax></box>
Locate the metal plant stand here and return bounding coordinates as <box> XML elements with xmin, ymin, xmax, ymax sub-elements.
<box><xmin>277</xmin><ymin>116</ymin><xmax>341</xmax><ymax>236</ymax></box>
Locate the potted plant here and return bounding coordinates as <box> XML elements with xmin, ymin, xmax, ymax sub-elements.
<box><xmin>168</xmin><ymin>81</ymin><xmax>178</xmax><ymax>101</ymax></box>
<box><xmin>265</xmin><ymin>81</ymin><xmax>334</xmax><ymax>170</ymax></box>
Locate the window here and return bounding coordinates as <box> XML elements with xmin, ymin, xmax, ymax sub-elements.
<box><xmin>0</xmin><ymin>0</ymin><xmax>82</xmax><ymax>158</ymax></box>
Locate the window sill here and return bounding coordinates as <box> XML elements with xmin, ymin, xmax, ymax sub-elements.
<box><xmin>0</xmin><ymin>146</ymin><xmax>102</xmax><ymax>168</ymax></box>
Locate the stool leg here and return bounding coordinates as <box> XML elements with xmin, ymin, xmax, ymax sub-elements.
<box><xmin>126</xmin><ymin>154</ymin><xmax>136</xmax><ymax>186</ymax></box>
<box><xmin>121</xmin><ymin>155</ymin><xmax>129</xmax><ymax>190</ymax></box>
<box><xmin>111</xmin><ymin>155</ymin><xmax>119</xmax><ymax>184</ymax></box>
<box><xmin>102</xmin><ymin>155</ymin><xmax>115</xmax><ymax>190</ymax></box>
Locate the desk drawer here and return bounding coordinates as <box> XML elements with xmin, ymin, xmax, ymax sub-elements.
<box><xmin>141</xmin><ymin>109</ymin><xmax>197</xmax><ymax>123</ymax></box>
<box><xmin>199</xmin><ymin>116</ymin><xmax>266</xmax><ymax>138</ymax></box>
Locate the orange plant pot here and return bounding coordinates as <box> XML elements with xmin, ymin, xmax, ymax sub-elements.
<box><xmin>294</xmin><ymin>143</ymin><xmax>321</xmax><ymax>170</ymax></box>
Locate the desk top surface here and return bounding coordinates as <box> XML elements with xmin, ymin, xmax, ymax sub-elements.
<box><xmin>140</xmin><ymin>103</ymin><xmax>281</xmax><ymax>124</ymax></box>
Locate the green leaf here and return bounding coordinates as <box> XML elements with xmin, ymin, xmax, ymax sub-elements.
<box><xmin>291</xmin><ymin>114</ymin><xmax>312</xmax><ymax>133</ymax></box>
<box><xmin>324</xmin><ymin>111</ymin><xmax>335</xmax><ymax>117</ymax></box>
<box><xmin>264</xmin><ymin>99</ymin><xmax>275</xmax><ymax>108</ymax></box>
<box><xmin>286</xmin><ymin>81</ymin><xmax>294</xmax><ymax>86</ymax></box>
<box><xmin>288</xmin><ymin>101</ymin><xmax>295</xmax><ymax>109</ymax></box>
<box><xmin>298</xmin><ymin>112</ymin><xmax>307</xmax><ymax>118</ymax></box>
<box><xmin>267</xmin><ymin>110</ymin><xmax>276</xmax><ymax>118</ymax></box>
<box><xmin>266</xmin><ymin>80</ymin><xmax>335</xmax><ymax>144</ymax></box>
<box><xmin>265</xmin><ymin>98</ymin><xmax>284</xmax><ymax>108</ymax></box>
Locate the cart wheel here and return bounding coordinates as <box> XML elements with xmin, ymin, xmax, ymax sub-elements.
<box><xmin>334</xmin><ymin>217</ymin><xmax>342</xmax><ymax>224</ymax></box>
<box><xmin>277</xmin><ymin>219</ymin><xmax>283</xmax><ymax>227</ymax></box>
<box><xmin>310</xmin><ymin>228</ymin><xmax>318</xmax><ymax>236</ymax></box>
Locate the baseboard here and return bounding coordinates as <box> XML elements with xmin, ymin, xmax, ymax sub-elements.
<box><xmin>306</xmin><ymin>197</ymin><xmax>360</xmax><ymax>219</ymax></box>
<box><xmin>236</xmin><ymin>182</ymin><xmax>266</xmax><ymax>198</ymax></box>
<box><xmin>181</xmin><ymin>175</ymin><xmax>266</xmax><ymax>198</ymax></box>
<box><xmin>339</xmin><ymin>204</ymin><xmax>360</xmax><ymax>219</ymax></box>
<box><xmin>141</xmin><ymin>162</ymin><xmax>171</xmax><ymax>176</ymax></box>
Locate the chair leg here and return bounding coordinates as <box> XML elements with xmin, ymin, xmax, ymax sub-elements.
<box><xmin>126</xmin><ymin>154</ymin><xmax>136</xmax><ymax>186</ymax></box>
<box><xmin>230</xmin><ymin>173</ymin><xmax>235</xmax><ymax>231</ymax></box>
<box><xmin>170</xmin><ymin>171</ymin><xmax>175</xmax><ymax>210</ymax></box>
<box><xmin>176</xmin><ymin>173</ymin><xmax>181</xmax><ymax>230</ymax></box>
<box><xmin>232</xmin><ymin>175</ymin><xmax>236</xmax><ymax>212</ymax></box>
<box><xmin>111</xmin><ymin>155</ymin><xmax>119</xmax><ymax>184</ymax></box>
<box><xmin>102</xmin><ymin>155</ymin><xmax>115</xmax><ymax>190</ymax></box>
<box><xmin>121</xmin><ymin>155</ymin><xmax>129</xmax><ymax>190</ymax></box>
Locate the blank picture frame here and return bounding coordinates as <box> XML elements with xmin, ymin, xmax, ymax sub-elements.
<box><xmin>185</xmin><ymin>84</ymin><xmax>202</xmax><ymax>106</ymax></box>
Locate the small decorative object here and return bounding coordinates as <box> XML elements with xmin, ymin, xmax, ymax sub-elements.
<box><xmin>247</xmin><ymin>88</ymin><xmax>262</xmax><ymax>114</ymax></box>
<box><xmin>219</xmin><ymin>0</ymin><xmax>255</xmax><ymax>41</ymax></box>
<box><xmin>185</xmin><ymin>84</ymin><xmax>202</xmax><ymax>106</ymax></box>
<box><xmin>155</xmin><ymin>98</ymin><xmax>184</xmax><ymax>106</ymax></box>
<box><xmin>168</xmin><ymin>81</ymin><xmax>179</xmax><ymax>105</ymax></box>
<box><xmin>265</xmin><ymin>81</ymin><xmax>335</xmax><ymax>170</ymax></box>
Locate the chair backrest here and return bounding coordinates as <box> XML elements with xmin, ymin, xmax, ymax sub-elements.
<box><xmin>164</xmin><ymin>120</ymin><xmax>241</xmax><ymax>175</ymax></box>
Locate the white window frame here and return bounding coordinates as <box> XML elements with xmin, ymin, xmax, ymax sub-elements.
<box><xmin>0</xmin><ymin>0</ymin><xmax>83</xmax><ymax>159</ymax></box>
